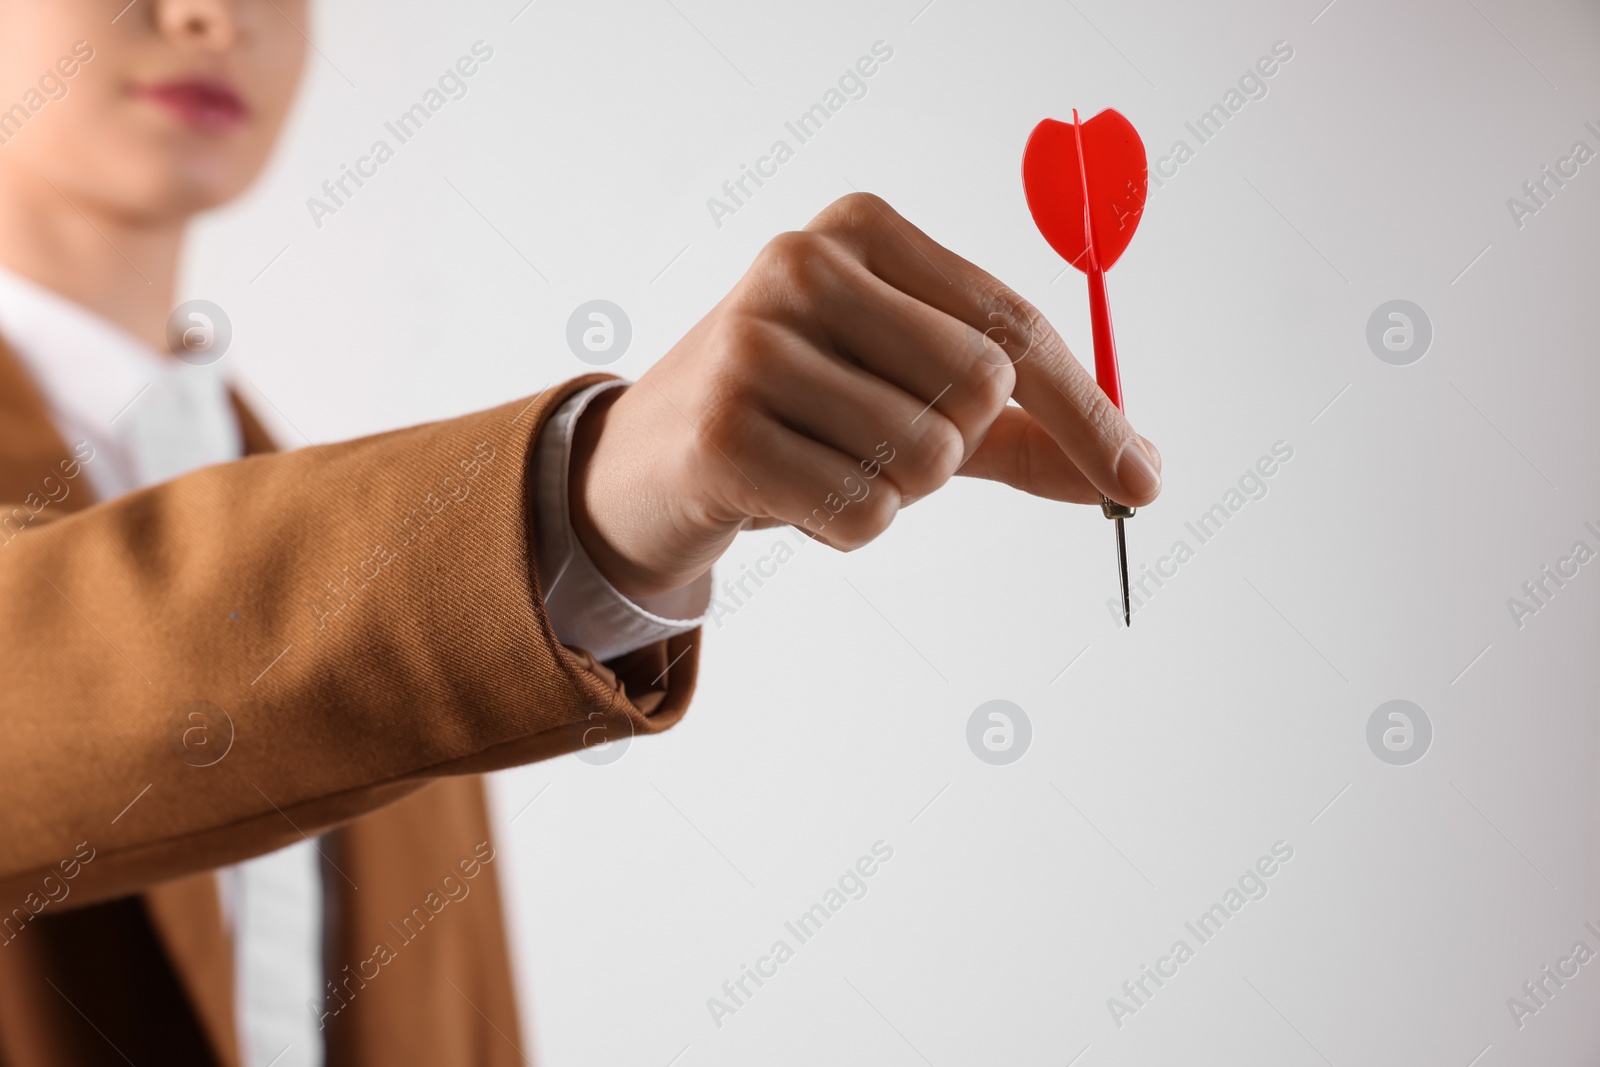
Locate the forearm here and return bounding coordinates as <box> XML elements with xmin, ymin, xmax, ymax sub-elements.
<box><xmin>0</xmin><ymin>374</ymin><xmax>698</xmax><ymax>909</ymax></box>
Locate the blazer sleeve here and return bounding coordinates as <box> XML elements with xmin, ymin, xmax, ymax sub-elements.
<box><xmin>0</xmin><ymin>373</ymin><xmax>700</xmax><ymax>910</ymax></box>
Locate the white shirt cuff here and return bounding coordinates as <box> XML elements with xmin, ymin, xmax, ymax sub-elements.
<box><xmin>532</xmin><ymin>380</ymin><xmax>711</xmax><ymax>661</ymax></box>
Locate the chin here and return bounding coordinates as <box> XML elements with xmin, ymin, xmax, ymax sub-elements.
<box><xmin>108</xmin><ymin>157</ymin><xmax>257</xmax><ymax>220</ymax></box>
<box><xmin>172</xmin><ymin>162</ymin><xmax>255</xmax><ymax>213</ymax></box>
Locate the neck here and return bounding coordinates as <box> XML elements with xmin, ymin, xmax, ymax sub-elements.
<box><xmin>0</xmin><ymin>167</ymin><xmax>184</xmax><ymax>353</ymax></box>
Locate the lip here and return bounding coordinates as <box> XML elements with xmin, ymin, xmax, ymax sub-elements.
<box><xmin>133</xmin><ymin>77</ymin><xmax>250</xmax><ymax>134</ymax></box>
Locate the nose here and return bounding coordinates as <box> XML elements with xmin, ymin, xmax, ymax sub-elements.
<box><xmin>155</xmin><ymin>0</ymin><xmax>241</xmax><ymax>50</ymax></box>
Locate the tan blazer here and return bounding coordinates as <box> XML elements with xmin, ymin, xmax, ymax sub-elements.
<box><xmin>0</xmin><ymin>342</ymin><xmax>699</xmax><ymax>1065</ymax></box>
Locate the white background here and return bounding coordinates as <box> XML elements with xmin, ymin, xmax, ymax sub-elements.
<box><xmin>191</xmin><ymin>0</ymin><xmax>1600</xmax><ymax>1062</ymax></box>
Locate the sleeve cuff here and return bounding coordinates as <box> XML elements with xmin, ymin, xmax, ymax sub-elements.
<box><xmin>531</xmin><ymin>380</ymin><xmax>712</xmax><ymax>662</ymax></box>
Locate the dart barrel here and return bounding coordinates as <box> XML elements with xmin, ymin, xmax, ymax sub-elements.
<box><xmin>1100</xmin><ymin>495</ymin><xmax>1136</xmax><ymax>520</ymax></box>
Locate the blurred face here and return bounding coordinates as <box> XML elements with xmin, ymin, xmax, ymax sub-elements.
<box><xmin>0</xmin><ymin>0</ymin><xmax>308</xmax><ymax>222</ymax></box>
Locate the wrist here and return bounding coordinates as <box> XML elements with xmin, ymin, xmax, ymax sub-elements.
<box><xmin>566</xmin><ymin>385</ymin><xmax>667</xmax><ymax>599</ymax></box>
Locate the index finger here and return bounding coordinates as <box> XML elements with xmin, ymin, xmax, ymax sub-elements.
<box><xmin>806</xmin><ymin>191</ymin><xmax>1161</xmax><ymax>507</ymax></box>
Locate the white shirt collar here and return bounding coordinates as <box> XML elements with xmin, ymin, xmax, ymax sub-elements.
<box><xmin>0</xmin><ymin>264</ymin><xmax>169</xmax><ymax>430</ymax></box>
<box><xmin>0</xmin><ymin>265</ymin><xmax>241</xmax><ymax>495</ymax></box>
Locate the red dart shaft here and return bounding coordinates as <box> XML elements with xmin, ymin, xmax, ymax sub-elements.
<box><xmin>1069</xmin><ymin>109</ymin><xmax>1125</xmax><ymax>413</ymax></box>
<box><xmin>1086</xmin><ymin>265</ymin><xmax>1123</xmax><ymax>412</ymax></box>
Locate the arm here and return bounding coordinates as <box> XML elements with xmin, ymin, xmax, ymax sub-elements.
<box><xmin>0</xmin><ymin>373</ymin><xmax>690</xmax><ymax>909</ymax></box>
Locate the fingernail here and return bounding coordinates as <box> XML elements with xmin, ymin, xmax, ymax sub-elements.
<box><xmin>1138</xmin><ymin>436</ymin><xmax>1162</xmax><ymax>475</ymax></box>
<box><xmin>1116</xmin><ymin>439</ymin><xmax>1161</xmax><ymax>501</ymax></box>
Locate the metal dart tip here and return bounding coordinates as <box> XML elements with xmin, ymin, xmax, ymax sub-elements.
<box><xmin>1100</xmin><ymin>496</ymin><xmax>1137</xmax><ymax>628</ymax></box>
<box><xmin>1115</xmin><ymin>516</ymin><xmax>1130</xmax><ymax>627</ymax></box>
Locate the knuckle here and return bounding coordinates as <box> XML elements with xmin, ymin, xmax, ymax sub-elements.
<box><xmin>966</xmin><ymin>356</ymin><xmax>1015</xmax><ymax>413</ymax></box>
<box><xmin>977</xmin><ymin>283</ymin><xmax>1051</xmax><ymax>369</ymax></box>
<box><xmin>837</xmin><ymin>189</ymin><xmax>890</xmax><ymax>220</ymax></box>
<box><xmin>924</xmin><ymin>420</ymin><xmax>967</xmax><ymax>478</ymax></box>
<box><xmin>1007</xmin><ymin>297</ymin><xmax>1054</xmax><ymax>367</ymax></box>
<box><xmin>756</xmin><ymin>230</ymin><xmax>832</xmax><ymax>297</ymax></box>
<box><xmin>813</xmin><ymin>191</ymin><xmax>892</xmax><ymax>239</ymax></box>
<box><xmin>861</xmin><ymin>479</ymin><xmax>903</xmax><ymax>529</ymax></box>
<box><xmin>759</xmin><ymin>228</ymin><xmax>813</xmax><ymax>265</ymax></box>
<box><xmin>805</xmin><ymin>471</ymin><xmax>901</xmax><ymax>552</ymax></box>
<box><xmin>694</xmin><ymin>389</ymin><xmax>752</xmax><ymax>456</ymax></box>
<box><xmin>712</xmin><ymin>311</ymin><xmax>774</xmax><ymax>365</ymax></box>
<box><xmin>1025</xmin><ymin>310</ymin><xmax>1081</xmax><ymax>380</ymax></box>
<box><xmin>699</xmin><ymin>314</ymin><xmax>779</xmax><ymax>400</ymax></box>
<box><xmin>899</xmin><ymin>420</ymin><xmax>964</xmax><ymax>492</ymax></box>
<box><xmin>693</xmin><ymin>347</ymin><xmax>765</xmax><ymax>450</ymax></box>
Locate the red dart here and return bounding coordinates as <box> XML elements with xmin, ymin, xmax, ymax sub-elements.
<box><xmin>1022</xmin><ymin>107</ymin><xmax>1149</xmax><ymax>625</ymax></box>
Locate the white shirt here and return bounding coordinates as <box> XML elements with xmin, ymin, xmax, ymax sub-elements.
<box><xmin>0</xmin><ymin>267</ymin><xmax>710</xmax><ymax>1067</ymax></box>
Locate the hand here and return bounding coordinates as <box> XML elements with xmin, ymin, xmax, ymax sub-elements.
<box><xmin>566</xmin><ymin>192</ymin><xmax>1163</xmax><ymax>599</ymax></box>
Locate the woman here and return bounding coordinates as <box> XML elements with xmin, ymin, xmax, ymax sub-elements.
<box><xmin>0</xmin><ymin>2</ymin><xmax>1160</xmax><ymax>1064</ymax></box>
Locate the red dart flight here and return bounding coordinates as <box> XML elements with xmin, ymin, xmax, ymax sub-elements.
<box><xmin>1022</xmin><ymin>107</ymin><xmax>1149</xmax><ymax>625</ymax></box>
